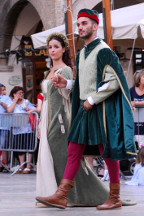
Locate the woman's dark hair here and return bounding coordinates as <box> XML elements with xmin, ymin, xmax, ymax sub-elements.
<box><xmin>9</xmin><ymin>86</ymin><xmax>23</xmax><ymax>97</ymax></box>
<box><xmin>136</xmin><ymin>146</ymin><xmax>144</xmax><ymax>166</ymax></box>
<box><xmin>48</xmin><ymin>36</ymin><xmax>72</xmax><ymax>68</ymax></box>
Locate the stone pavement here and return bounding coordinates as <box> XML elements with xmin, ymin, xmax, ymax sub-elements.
<box><xmin>0</xmin><ymin>173</ymin><xmax>144</xmax><ymax>216</ymax></box>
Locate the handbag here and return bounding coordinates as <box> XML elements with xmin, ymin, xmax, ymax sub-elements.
<box><xmin>29</xmin><ymin>113</ymin><xmax>37</xmax><ymax>130</ymax></box>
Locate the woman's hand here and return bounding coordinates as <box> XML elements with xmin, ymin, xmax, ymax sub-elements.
<box><xmin>27</xmin><ymin>109</ymin><xmax>33</xmax><ymax>114</ymax></box>
<box><xmin>37</xmin><ymin>128</ymin><xmax>41</xmax><ymax>139</ymax></box>
<box><xmin>131</xmin><ymin>101</ymin><xmax>136</xmax><ymax>109</ymax></box>
<box><xmin>7</xmin><ymin>94</ymin><xmax>19</xmax><ymax>113</ymax></box>
<box><xmin>24</xmin><ymin>107</ymin><xmax>29</xmax><ymax>112</ymax></box>
<box><xmin>51</xmin><ymin>74</ymin><xmax>67</xmax><ymax>88</ymax></box>
<box><xmin>13</xmin><ymin>94</ymin><xmax>20</xmax><ymax>102</ymax></box>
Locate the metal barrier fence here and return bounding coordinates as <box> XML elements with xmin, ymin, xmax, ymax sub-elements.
<box><xmin>119</xmin><ymin>106</ymin><xmax>144</xmax><ymax>179</ymax></box>
<box><xmin>133</xmin><ymin>105</ymin><xmax>144</xmax><ymax>149</ymax></box>
<box><xmin>92</xmin><ymin>108</ymin><xmax>144</xmax><ymax>180</ymax></box>
<box><xmin>0</xmin><ymin>112</ymin><xmax>39</xmax><ymax>175</ymax></box>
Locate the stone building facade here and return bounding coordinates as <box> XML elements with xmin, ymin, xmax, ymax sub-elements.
<box><xmin>0</xmin><ymin>0</ymin><xmax>65</xmax><ymax>99</ymax></box>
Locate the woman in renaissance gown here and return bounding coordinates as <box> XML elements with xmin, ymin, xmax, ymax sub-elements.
<box><xmin>36</xmin><ymin>32</ymin><xmax>109</xmax><ymax>206</ymax></box>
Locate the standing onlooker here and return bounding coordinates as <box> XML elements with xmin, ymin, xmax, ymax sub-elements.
<box><xmin>28</xmin><ymin>92</ymin><xmax>43</xmax><ymax>164</ymax></box>
<box><xmin>0</xmin><ymin>83</ymin><xmax>10</xmax><ymax>172</ymax></box>
<box><xmin>130</xmin><ymin>69</ymin><xmax>144</xmax><ymax>148</ymax></box>
<box><xmin>28</xmin><ymin>93</ymin><xmax>43</xmax><ymax>116</ymax></box>
<box><xmin>7</xmin><ymin>86</ymin><xmax>36</xmax><ymax>174</ymax></box>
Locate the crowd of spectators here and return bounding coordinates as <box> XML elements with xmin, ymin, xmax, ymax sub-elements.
<box><xmin>0</xmin><ymin>69</ymin><xmax>144</xmax><ymax>182</ymax></box>
<box><xmin>0</xmin><ymin>84</ymin><xmax>41</xmax><ymax>174</ymax></box>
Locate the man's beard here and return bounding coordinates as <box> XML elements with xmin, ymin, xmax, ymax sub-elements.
<box><xmin>80</xmin><ymin>26</ymin><xmax>93</xmax><ymax>40</ymax></box>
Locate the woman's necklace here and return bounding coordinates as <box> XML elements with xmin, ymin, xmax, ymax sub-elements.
<box><xmin>52</xmin><ymin>64</ymin><xmax>66</xmax><ymax>72</ymax></box>
<box><xmin>46</xmin><ymin>64</ymin><xmax>65</xmax><ymax>80</ymax></box>
<box><xmin>46</xmin><ymin>68</ymin><xmax>55</xmax><ymax>80</ymax></box>
<box><xmin>135</xmin><ymin>86</ymin><xmax>144</xmax><ymax>96</ymax></box>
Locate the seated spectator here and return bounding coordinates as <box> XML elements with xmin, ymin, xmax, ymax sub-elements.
<box><xmin>130</xmin><ymin>69</ymin><xmax>144</xmax><ymax>148</ymax></box>
<box><xmin>125</xmin><ymin>144</ymin><xmax>144</xmax><ymax>186</ymax></box>
<box><xmin>0</xmin><ymin>83</ymin><xmax>11</xmax><ymax>173</ymax></box>
<box><xmin>7</xmin><ymin>86</ymin><xmax>36</xmax><ymax>174</ymax></box>
<box><xmin>27</xmin><ymin>92</ymin><xmax>43</xmax><ymax>164</ymax></box>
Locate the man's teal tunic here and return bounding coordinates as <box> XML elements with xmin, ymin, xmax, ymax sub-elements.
<box><xmin>68</xmin><ymin>38</ymin><xmax>136</xmax><ymax>160</ymax></box>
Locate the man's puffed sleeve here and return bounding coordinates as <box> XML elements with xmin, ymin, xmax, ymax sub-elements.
<box><xmin>90</xmin><ymin>66</ymin><xmax>120</xmax><ymax>104</ymax></box>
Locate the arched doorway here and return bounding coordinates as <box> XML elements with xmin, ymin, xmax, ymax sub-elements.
<box><xmin>21</xmin><ymin>35</ymin><xmax>48</xmax><ymax>103</ymax></box>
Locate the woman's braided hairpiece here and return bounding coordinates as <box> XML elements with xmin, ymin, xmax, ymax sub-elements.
<box><xmin>46</xmin><ymin>32</ymin><xmax>69</xmax><ymax>50</ymax></box>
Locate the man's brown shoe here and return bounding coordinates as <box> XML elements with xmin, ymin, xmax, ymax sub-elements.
<box><xmin>36</xmin><ymin>179</ymin><xmax>74</xmax><ymax>209</ymax></box>
<box><xmin>96</xmin><ymin>183</ymin><xmax>122</xmax><ymax>210</ymax></box>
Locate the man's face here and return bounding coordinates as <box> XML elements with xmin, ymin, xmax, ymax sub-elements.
<box><xmin>77</xmin><ymin>17</ymin><xmax>97</xmax><ymax>40</ymax></box>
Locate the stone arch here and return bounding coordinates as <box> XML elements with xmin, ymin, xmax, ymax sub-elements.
<box><xmin>0</xmin><ymin>0</ymin><xmax>44</xmax><ymax>54</ymax></box>
<box><xmin>0</xmin><ymin>0</ymin><xmax>28</xmax><ymax>53</ymax></box>
<box><xmin>0</xmin><ymin>0</ymin><xmax>64</xmax><ymax>55</ymax></box>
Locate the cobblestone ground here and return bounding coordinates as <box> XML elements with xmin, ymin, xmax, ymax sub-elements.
<box><xmin>0</xmin><ymin>173</ymin><xmax>144</xmax><ymax>216</ymax></box>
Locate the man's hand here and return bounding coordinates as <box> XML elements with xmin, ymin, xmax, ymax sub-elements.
<box><xmin>83</xmin><ymin>100</ymin><xmax>93</xmax><ymax>111</ymax></box>
<box><xmin>51</xmin><ymin>74</ymin><xmax>67</xmax><ymax>88</ymax></box>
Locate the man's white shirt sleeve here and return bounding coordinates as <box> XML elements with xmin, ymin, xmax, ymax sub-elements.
<box><xmin>66</xmin><ymin>80</ymin><xmax>73</xmax><ymax>90</ymax></box>
<box><xmin>87</xmin><ymin>96</ymin><xmax>95</xmax><ymax>105</ymax></box>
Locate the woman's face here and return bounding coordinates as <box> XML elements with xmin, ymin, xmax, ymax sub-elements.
<box><xmin>140</xmin><ymin>74</ymin><xmax>144</xmax><ymax>85</ymax></box>
<box><xmin>48</xmin><ymin>39</ymin><xmax>65</xmax><ymax>61</ymax></box>
<box><xmin>14</xmin><ymin>90</ymin><xmax>24</xmax><ymax>100</ymax></box>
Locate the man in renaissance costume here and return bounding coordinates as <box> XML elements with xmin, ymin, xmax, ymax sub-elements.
<box><xmin>36</xmin><ymin>8</ymin><xmax>136</xmax><ymax>210</ymax></box>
